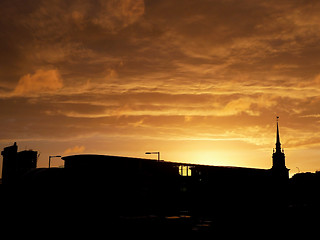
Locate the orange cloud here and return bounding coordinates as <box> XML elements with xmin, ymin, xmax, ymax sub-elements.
<box><xmin>13</xmin><ymin>69</ymin><xmax>63</xmax><ymax>96</ymax></box>
<box><xmin>64</xmin><ymin>145</ymin><xmax>86</xmax><ymax>155</ymax></box>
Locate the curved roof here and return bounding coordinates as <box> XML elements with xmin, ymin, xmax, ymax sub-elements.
<box><xmin>61</xmin><ymin>154</ymin><xmax>269</xmax><ymax>172</ymax></box>
<box><xmin>62</xmin><ymin>154</ymin><xmax>146</xmax><ymax>161</ymax></box>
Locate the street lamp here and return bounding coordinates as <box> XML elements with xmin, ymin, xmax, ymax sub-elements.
<box><xmin>145</xmin><ymin>152</ymin><xmax>160</xmax><ymax>161</ymax></box>
<box><xmin>49</xmin><ymin>155</ymin><xmax>61</xmax><ymax>168</ymax></box>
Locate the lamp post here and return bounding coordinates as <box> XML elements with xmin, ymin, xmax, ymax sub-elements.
<box><xmin>145</xmin><ymin>152</ymin><xmax>160</xmax><ymax>161</ymax></box>
<box><xmin>49</xmin><ymin>155</ymin><xmax>61</xmax><ymax>168</ymax></box>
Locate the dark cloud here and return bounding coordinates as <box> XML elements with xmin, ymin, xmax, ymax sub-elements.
<box><xmin>2</xmin><ymin>0</ymin><xmax>320</xmax><ymax>171</ymax></box>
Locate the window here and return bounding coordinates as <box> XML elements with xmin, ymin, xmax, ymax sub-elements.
<box><xmin>179</xmin><ymin>165</ymin><xmax>192</xmax><ymax>176</ymax></box>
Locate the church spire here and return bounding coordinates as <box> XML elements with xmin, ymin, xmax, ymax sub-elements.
<box><xmin>271</xmin><ymin>116</ymin><xmax>289</xmax><ymax>180</ymax></box>
<box><xmin>276</xmin><ymin>116</ymin><xmax>281</xmax><ymax>152</ymax></box>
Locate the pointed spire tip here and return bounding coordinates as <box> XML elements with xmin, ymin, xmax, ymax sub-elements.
<box><xmin>276</xmin><ymin>116</ymin><xmax>281</xmax><ymax>151</ymax></box>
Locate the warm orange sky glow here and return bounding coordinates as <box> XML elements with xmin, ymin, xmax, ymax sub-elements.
<box><xmin>1</xmin><ymin>0</ymin><xmax>320</xmax><ymax>175</ymax></box>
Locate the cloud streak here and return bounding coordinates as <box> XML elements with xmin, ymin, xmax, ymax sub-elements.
<box><xmin>2</xmin><ymin>0</ymin><xmax>320</xmax><ymax>171</ymax></box>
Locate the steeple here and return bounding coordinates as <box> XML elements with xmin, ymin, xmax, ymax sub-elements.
<box><xmin>271</xmin><ymin>116</ymin><xmax>289</xmax><ymax>180</ymax></box>
<box><xmin>276</xmin><ymin>116</ymin><xmax>281</xmax><ymax>152</ymax></box>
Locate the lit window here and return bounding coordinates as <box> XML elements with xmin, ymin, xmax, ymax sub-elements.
<box><xmin>179</xmin><ymin>165</ymin><xmax>192</xmax><ymax>176</ymax></box>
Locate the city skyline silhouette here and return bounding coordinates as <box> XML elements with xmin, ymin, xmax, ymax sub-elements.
<box><xmin>1</xmin><ymin>0</ymin><xmax>320</xmax><ymax>236</ymax></box>
<box><xmin>1</xmin><ymin>118</ymin><xmax>320</xmax><ymax>236</ymax></box>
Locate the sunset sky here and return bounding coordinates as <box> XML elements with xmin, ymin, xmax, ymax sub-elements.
<box><xmin>1</xmin><ymin>0</ymin><xmax>320</xmax><ymax>176</ymax></box>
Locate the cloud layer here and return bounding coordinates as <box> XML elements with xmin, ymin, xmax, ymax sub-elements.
<box><xmin>1</xmin><ymin>0</ymin><xmax>320</xmax><ymax>172</ymax></box>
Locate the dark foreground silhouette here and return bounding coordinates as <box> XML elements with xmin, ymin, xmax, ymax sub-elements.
<box><xmin>1</xmin><ymin>172</ymin><xmax>319</xmax><ymax>238</ymax></box>
<box><xmin>1</xmin><ymin>152</ymin><xmax>319</xmax><ymax>237</ymax></box>
<box><xmin>1</xmin><ymin>121</ymin><xmax>319</xmax><ymax>237</ymax></box>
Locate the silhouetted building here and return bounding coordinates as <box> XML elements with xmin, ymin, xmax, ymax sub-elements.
<box><xmin>1</xmin><ymin>120</ymin><xmax>290</xmax><ymax>211</ymax></box>
<box><xmin>1</xmin><ymin>142</ymin><xmax>38</xmax><ymax>184</ymax></box>
<box><xmin>1</xmin><ymin>120</ymin><xmax>302</xmax><ymax>234</ymax></box>
<box><xmin>289</xmin><ymin>171</ymin><xmax>320</xmax><ymax>208</ymax></box>
<box><xmin>3</xmin><ymin>120</ymin><xmax>320</xmax><ymax>235</ymax></box>
<box><xmin>271</xmin><ymin>118</ymin><xmax>289</xmax><ymax>181</ymax></box>
<box><xmin>1</xmin><ymin>142</ymin><xmax>17</xmax><ymax>184</ymax></box>
<box><xmin>58</xmin><ymin>118</ymin><xmax>289</xmax><ymax>215</ymax></box>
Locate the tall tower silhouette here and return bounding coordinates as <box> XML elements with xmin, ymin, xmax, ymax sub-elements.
<box><xmin>271</xmin><ymin>117</ymin><xmax>289</xmax><ymax>180</ymax></box>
